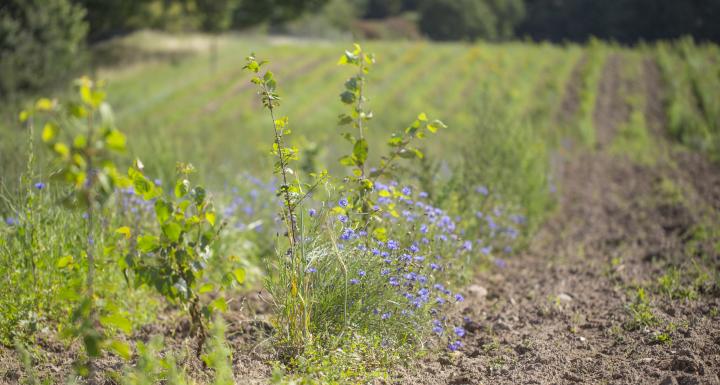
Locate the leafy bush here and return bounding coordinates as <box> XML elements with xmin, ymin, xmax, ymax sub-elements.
<box><xmin>0</xmin><ymin>0</ymin><xmax>87</xmax><ymax>97</ymax></box>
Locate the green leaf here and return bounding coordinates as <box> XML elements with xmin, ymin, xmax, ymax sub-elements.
<box><xmin>53</xmin><ymin>143</ymin><xmax>70</xmax><ymax>158</ymax></box>
<box><xmin>42</xmin><ymin>122</ymin><xmax>58</xmax><ymax>142</ymax></box>
<box><xmin>162</xmin><ymin>222</ymin><xmax>182</xmax><ymax>242</ymax></box>
<box><xmin>191</xmin><ymin>186</ymin><xmax>206</xmax><ymax>205</ymax></box>
<box><xmin>100</xmin><ymin>314</ymin><xmax>132</xmax><ymax>334</ymax></box>
<box><xmin>339</xmin><ymin>155</ymin><xmax>356</xmax><ymax>166</ymax></box>
<box><xmin>35</xmin><ymin>98</ymin><xmax>54</xmax><ymax>111</ymax></box>
<box><xmin>132</xmin><ymin>174</ymin><xmax>153</xmax><ymax>196</ymax></box>
<box><xmin>56</xmin><ymin>255</ymin><xmax>74</xmax><ymax>268</ymax></box>
<box><xmin>353</xmin><ymin>138</ymin><xmax>368</xmax><ymax>165</ymax></box>
<box><xmin>372</xmin><ymin>227</ymin><xmax>388</xmax><ymax>242</ymax></box>
<box><xmin>387</xmin><ymin>136</ymin><xmax>403</xmax><ymax>147</ymax></box>
<box><xmin>344</xmin><ymin>77</ymin><xmax>359</xmax><ymax>91</ymax></box>
<box><xmin>108</xmin><ymin>340</ymin><xmax>132</xmax><ymax>360</ymax></box>
<box><xmin>175</xmin><ymin>179</ymin><xmax>190</xmax><ymax>198</ymax></box>
<box><xmin>116</xmin><ymin>226</ymin><xmax>131</xmax><ymax>239</ymax></box>
<box><xmin>105</xmin><ymin>129</ymin><xmax>127</xmax><ymax>152</ymax></box>
<box><xmin>199</xmin><ymin>283</ymin><xmax>215</xmax><ymax>294</ymax></box>
<box><xmin>398</xmin><ymin>149</ymin><xmax>417</xmax><ymax>159</ymax></box>
<box><xmin>340</xmin><ymin>91</ymin><xmax>356</xmax><ymax>104</ymax></box>
<box><xmin>205</xmin><ymin>211</ymin><xmax>216</xmax><ymax>226</ymax></box>
<box><xmin>73</xmin><ymin>135</ymin><xmax>87</xmax><ymax>149</ymax></box>
<box><xmin>232</xmin><ymin>268</ymin><xmax>246</xmax><ymax>284</ymax></box>
<box><xmin>137</xmin><ymin>235</ymin><xmax>159</xmax><ymax>252</ymax></box>
<box><xmin>427</xmin><ymin>119</ymin><xmax>446</xmax><ymax>133</ymax></box>
<box><xmin>209</xmin><ymin>297</ymin><xmax>228</xmax><ymax>313</ymax></box>
<box><xmin>154</xmin><ymin>200</ymin><xmax>172</xmax><ymax>223</ymax></box>
<box><xmin>338</xmin><ymin>114</ymin><xmax>353</xmax><ymax>126</ymax></box>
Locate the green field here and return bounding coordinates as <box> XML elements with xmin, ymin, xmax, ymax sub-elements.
<box><xmin>2</xmin><ymin>34</ymin><xmax>581</xmax><ymax>183</ymax></box>
<box><xmin>3</xmin><ymin>34</ymin><xmax>717</xmax><ymax>188</ymax></box>
<box><xmin>1</xmin><ymin>32</ymin><xmax>719</xmax><ymax>384</ymax></box>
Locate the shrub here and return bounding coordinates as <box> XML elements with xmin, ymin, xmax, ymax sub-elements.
<box><xmin>0</xmin><ymin>0</ymin><xmax>87</xmax><ymax>98</ymax></box>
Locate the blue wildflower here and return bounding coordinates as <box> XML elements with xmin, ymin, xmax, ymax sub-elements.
<box><xmin>454</xmin><ymin>293</ymin><xmax>464</xmax><ymax>302</ymax></box>
<box><xmin>387</xmin><ymin>239</ymin><xmax>399</xmax><ymax>250</ymax></box>
<box><xmin>337</xmin><ymin>215</ymin><xmax>348</xmax><ymax>223</ymax></box>
<box><xmin>454</xmin><ymin>326</ymin><xmax>466</xmax><ymax>337</ymax></box>
<box><xmin>338</xmin><ymin>197</ymin><xmax>348</xmax><ymax>208</ymax></box>
<box><xmin>306</xmin><ymin>267</ymin><xmax>317</xmax><ymax>273</ymax></box>
<box><xmin>476</xmin><ymin>186</ymin><xmax>489</xmax><ymax>196</ymax></box>
<box><xmin>448</xmin><ymin>340</ymin><xmax>462</xmax><ymax>352</ymax></box>
<box><xmin>34</xmin><ymin>182</ymin><xmax>45</xmax><ymax>190</ymax></box>
<box><xmin>349</xmin><ymin>279</ymin><xmax>359</xmax><ymax>285</ymax></box>
<box><xmin>358</xmin><ymin>270</ymin><xmax>366</xmax><ymax>277</ymax></box>
<box><xmin>340</xmin><ymin>228</ymin><xmax>355</xmax><ymax>241</ymax></box>
<box><xmin>381</xmin><ymin>312</ymin><xmax>391</xmax><ymax>320</ymax></box>
<box><xmin>308</xmin><ymin>208</ymin><xmax>317</xmax><ymax>217</ymax></box>
<box><xmin>462</xmin><ymin>240</ymin><xmax>473</xmax><ymax>251</ymax></box>
<box><xmin>402</xmin><ymin>186</ymin><xmax>412</xmax><ymax>196</ymax></box>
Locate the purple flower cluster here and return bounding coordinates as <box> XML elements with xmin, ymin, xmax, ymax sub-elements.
<box><xmin>328</xmin><ymin>182</ymin><xmax>482</xmax><ymax>350</ymax></box>
<box><xmin>221</xmin><ymin>174</ymin><xmax>278</xmax><ymax>232</ymax></box>
<box><xmin>118</xmin><ymin>187</ymin><xmax>156</xmax><ymax>221</ymax></box>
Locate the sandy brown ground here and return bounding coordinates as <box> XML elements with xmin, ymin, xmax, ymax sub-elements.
<box><xmin>395</xmin><ymin>55</ymin><xmax>720</xmax><ymax>385</ymax></box>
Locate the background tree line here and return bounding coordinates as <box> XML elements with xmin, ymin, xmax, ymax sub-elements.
<box><xmin>2</xmin><ymin>0</ymin><xmax>719</xmax><ymax>97</ymax></box>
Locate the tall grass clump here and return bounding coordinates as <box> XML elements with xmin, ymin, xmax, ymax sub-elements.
<box><xmin>656</xmin><ymin>38</ymin><xmax>720</xmax><ymax>160</ymax></box>
<box><xmin>446</xmin><ymin>97</ymin><xmax>552</xmax><ymax>238</ymax></box>
<box><xmin>245</xmin><ymin>45</ymin><xmax>525</xmax><ymax>381</ymax></box>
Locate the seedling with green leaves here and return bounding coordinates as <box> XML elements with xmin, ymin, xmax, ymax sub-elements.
<box><xmin>244</xmin><ymin>54</ymin><xmax>328</xmax><ymax>351</ymax></box>
<box><xmin>116</xmin><ymin>161</ymin><xmax>242</xmax><ymax>355</ymax></box>
<box><xmin>336</xmin><ymin>44</ymin><xmax>446</xmax><ymax>225</ymax></box>
<box><xmin>26</xmin><ymin>76</ymin><xmax>129</xmax><ymax>379</ymax></box>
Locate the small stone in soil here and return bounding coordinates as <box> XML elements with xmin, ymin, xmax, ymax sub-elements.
<box><xmin>557</xmin><ymin>293</ymin><xmax>573</xmax><ymax>303</ymax></box>
<box><xmin>467</xmin><ymin>284</ymin><xmax>488</xmax><ymax>298</ymax></box>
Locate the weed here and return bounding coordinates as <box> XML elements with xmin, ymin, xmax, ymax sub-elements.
<box><xmin>626</xmin><ymin>288</ymin><xmax>657</xmax><ymax>330</ymax></box>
